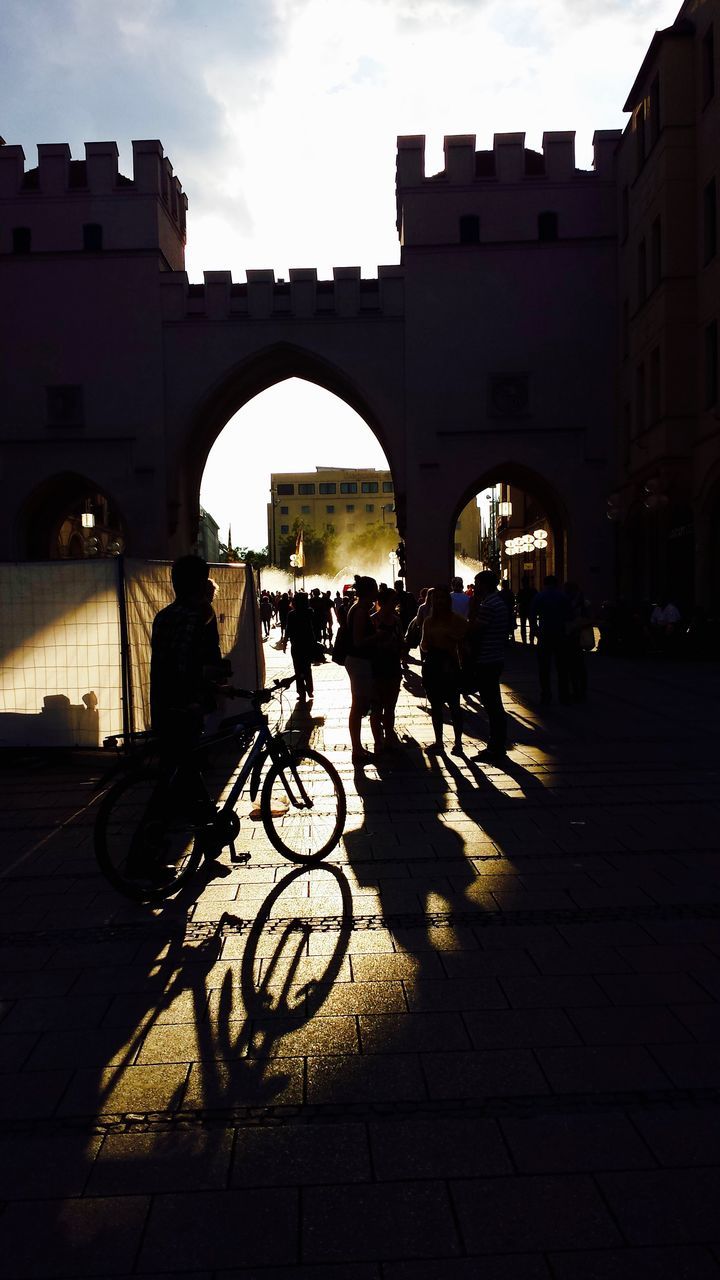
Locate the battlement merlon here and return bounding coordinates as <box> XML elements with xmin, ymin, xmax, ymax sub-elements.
<box><xmin>396</xmin><ymin>129</ymin><xmax>622</xmax><ymax>186</ymax></box>
<box><xmin>159</xmin><ymin>265</ymin><xmax>404</xmax><ymax>322</ymax></box>
<box><xmin>0</xmin><ymin>138</ymin><xmax>188</xmax><ymax>224</ymax></box>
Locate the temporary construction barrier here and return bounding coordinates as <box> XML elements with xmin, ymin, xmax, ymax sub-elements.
<box><xmin>0</xmin><ymin>559</ymin><xmax>263</xmax><ymax>749</ymax></box>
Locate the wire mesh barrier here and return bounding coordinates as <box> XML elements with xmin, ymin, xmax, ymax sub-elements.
<box><xmin>0</xmin><ymin>560</ymin><xmax>263</xmax><ymax>748</ymax></box>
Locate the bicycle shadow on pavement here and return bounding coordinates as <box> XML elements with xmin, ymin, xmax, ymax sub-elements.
<box><xmin>196</xmin><ymin>863</ymin><xmax>354</xmax><ymax>1109</ymax></box>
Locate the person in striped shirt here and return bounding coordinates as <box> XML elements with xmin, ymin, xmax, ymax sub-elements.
<box><xmin>467</xmin><ymin>570</ymin><xmax>508</xmax><ymax>763</ymax></box>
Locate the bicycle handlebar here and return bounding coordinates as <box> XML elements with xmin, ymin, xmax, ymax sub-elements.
<box><xmin>226</xmin><ymin>675</ymin><xmax>296</xmax><ymax>704</ymax></box>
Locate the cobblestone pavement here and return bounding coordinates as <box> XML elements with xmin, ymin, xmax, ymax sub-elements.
<box><xmin>1</xmin><ymin>634</ymin><xmax>720</xmax><ymax>1279</ymax></box>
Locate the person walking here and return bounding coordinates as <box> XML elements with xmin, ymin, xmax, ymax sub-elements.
<box><xmin>259</xmin><ymin>591</ymin><xmax>272</xmax><ymax>639</ymax></box>
<box><xmin>370</xmin><ymin>586</ymin><xmax>404</xmax><ymax>751</ymax></box>
<box><xmin>282</xmin><ymin>592</ymin><xmax>317</xmax><ymax>701</ymax></box>
<box><xmin>450</xmin><ymin>576</ymin><xmax>470</xmax><ymax>619</ymax></box>
<box><xmin>565</xmin><ymin>581</ymin><xmax>592</xmax><ymax>702</ymax></box>
<box><xmin>516</xmin><ymin>575</ymin><xmax>537</xmax><ymax>646</ymax></box>
<box><xmin>395</xmin><ymin>578</ymin><xmax>418</xmax><ymax>674</ymax></box>
<box><xmin>532</xmin><ymin>574</ymin><xmax>572</xmax><ymax>703</ymax></box>
<box><xmin>466</xmin><ymin>569</ymin><xmax>509</xmax><ymax>762</ymax></box>
<box><xmin>278</xmin><ymin>592</ymin><xmax>290</xmax><ymax>643</ymax></box>
<box><xmin>420</xmin><ymin>584</ymin><xmax>468</xmax><ymax>756</ymax></box>
<box><xmin>500</xmin><ymin>580</ymin><xmax>516</xmax><ymax>642</ymax></box>
<box><xmin>345</xmin><ymin>575</ymin><xmax>379</xmax><ymax>765</ymax></box>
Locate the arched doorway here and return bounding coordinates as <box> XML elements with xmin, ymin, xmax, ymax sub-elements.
<box><xmin>450</xmin><ymin>463</ymin><xmax>569</xmax><ymax>592</ymax></box>
<box><xmin>18</xmin><ymin>474</ymin><xmax>126</xmax><ymax>561</ymax></box>
<box><xmin>197</xmin><ymin>372</ymin><xmax>399</xmax><ymax>587</ymax></box>
<box><xmin>179</xmin><ymin>344</ymin><xmax>401</xmax><ymax>562</ymax></box>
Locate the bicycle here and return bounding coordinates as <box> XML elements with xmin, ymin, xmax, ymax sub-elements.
<box><xmin>94</xmin><ymin>676</ymin><xmax>347</xmax><ymax>903</ymax></box>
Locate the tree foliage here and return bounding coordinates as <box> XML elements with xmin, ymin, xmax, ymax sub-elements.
<box><xmin>276</xmin><ymin>518</ymin><xmax>337</xmax><ymax>573</ymax></box>
<box><xmin>220</xmin><ymin>541</ymin><xmax>270</xmax><ymax>568</ymax></box>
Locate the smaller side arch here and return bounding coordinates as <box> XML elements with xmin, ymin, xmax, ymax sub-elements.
<box><xmin>449</xmin><ymin>461</ymin><xmax>570</xmax><ymax>583</ymax></box>
<box><xmin>17</xmin><ymin>473</ymin><xmax>126</xmax><ymax>560</ymax></box>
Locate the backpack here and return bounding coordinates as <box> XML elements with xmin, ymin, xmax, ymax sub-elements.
<box><xmin>332</xmin><ymin>625</ymin><xmax>350</xmax><ymax>666</ymax></box>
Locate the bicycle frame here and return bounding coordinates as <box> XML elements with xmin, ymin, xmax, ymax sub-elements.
<box><xmin>180</xmin><ymin>711</ymin><xmax>310</xmax><ymax>822</ymax></box>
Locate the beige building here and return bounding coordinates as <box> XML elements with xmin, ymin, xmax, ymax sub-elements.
<box><xmin>453</xmin><ymin>498</ymin><xmax>481</xmax><ymax>560</ymax></box>
<box><xmin>267</xmin><ymin>467</ymin><xmax>397</xmax><ymax>564</ymax></box>
<box><xmin>268</xmin><ymin>466</ymin><xmax>479</xmax><ymax>569</ymax></box>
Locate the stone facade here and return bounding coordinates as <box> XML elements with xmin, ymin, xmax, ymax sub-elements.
<box><xmin>0</xmin><ymin>0</ymin><xmax>716</xmax><ymax>604</ymax></box>
<box><xmin>615</xmin><ymin>0</ymin><xmax>720</xmax><ymax>610</ymax></box>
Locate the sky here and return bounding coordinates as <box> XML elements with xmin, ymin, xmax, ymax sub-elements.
<box><xmin>2</xmin><ymin>0</ymin><xmax>682</xmax><ymax>547</ymax></box>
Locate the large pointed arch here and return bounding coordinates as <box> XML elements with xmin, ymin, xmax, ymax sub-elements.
<box><xmin>180</xmin><ymin>343</ymin><xmax>399</xmax><ymax>544</ymax></box>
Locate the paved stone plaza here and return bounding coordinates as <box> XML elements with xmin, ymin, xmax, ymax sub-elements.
<box><xmin>0</xmin><ymin>637</ymin><xmax>719</xmax><ymax>1278</ymax></box>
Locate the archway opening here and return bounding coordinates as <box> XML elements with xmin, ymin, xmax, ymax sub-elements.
<box><xmin>19</xmin><ymin>474</ymin><xmax>126</xmax><ymax>561</ymax></box>
<box><xmin>451</xmin><ymin>465</ymin><xmax>568</xmax><ymax>616</ymax></box>
<box><xmin>199</xmin><ymin>377</ymin><xmax>399</xmax><ymax>589</ymax></box>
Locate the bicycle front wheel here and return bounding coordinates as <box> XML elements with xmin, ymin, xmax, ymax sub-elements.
<box><xmin>261</xmin><ymin>748</ymin><xmax>346</xmax><ymax>863</ymax></box>
<box><xmin>95</xmin><ymin>768</ymin><xmax>204</xmax><ymax>902</ymax></box>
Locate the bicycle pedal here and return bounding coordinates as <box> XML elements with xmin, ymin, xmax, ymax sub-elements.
<box><xmin>230</xmin><ymin>845</ymin><xmax>251</xmax><ymax>864</ymax></box>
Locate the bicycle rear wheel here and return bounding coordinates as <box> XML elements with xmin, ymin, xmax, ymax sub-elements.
<box><xmin>261</xmin><ymin>748</ymin><xmax>346</xmax><ymax>863</ymax></box>
<box><xmin>94</xmin><ymin>768</ymin><xmax>204</xmax><ymax>903</ymax></box>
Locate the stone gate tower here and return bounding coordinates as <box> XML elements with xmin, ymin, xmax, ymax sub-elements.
<box><xmin>0</xmin><ymin>129</ymin><xmax>620</xmax><ymax>595</ymax></box>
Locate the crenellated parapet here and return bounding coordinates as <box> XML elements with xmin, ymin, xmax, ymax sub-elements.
<box><xmin>397</xmin><ymin>129</ymin><xmax>622</xmax><ymax>247</ymax></box>
<box><xmin>0</xmin><ymin>139</ymin><xmax>187</xmax><ymax>267</ymax></box>
<box><xmin>159</xmin><ymin>265</ymin><xmax>404</xmax><ymax>322</ymax></box>
<box><xmin>397</xmin><ymin>130</ymin><xmax>622</xmax><ymax>187</ymax></box>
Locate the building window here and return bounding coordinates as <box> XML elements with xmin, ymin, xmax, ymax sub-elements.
<box><xmin>319</xmin><ymin>482</ymin><xmax>336</xmax><ymax>494</ymax></box>
<box><xmin>340</xmin><ymin>482</ymin><xmax>357</xmax><ymax>494</ymax></box>
<box><xmin>345</xmin><ymin>504</ymin><xmax>355</xmax><ymax>512</ymax></box>
<box><xmin>649</xmin><ymin>75</ymin><xmax>660</xmax><ymax>148</ymax></box>
<box><xmin>382</xmin><ymin>481</ymin><xmax>393</xmax><ymax>492</ymax></box>
<box><xmin>12</xmin><ymin>226</ymin><xmax>31</xmax><ymax>253</ymax></box>
<box><xmin>276</xmin><ymin>483</ymin><xmax>294</xmax><ymax>495</ymax></box>
<box><xmin>46</xmin><ymin>385</ymin><xmax>84</xmax><ymax>428</ymax></box>
<box><xmin>621</xmin><ymin>187</ymin><xmax>629</xmax><ymax>242</ymax></box>
<box><xmin>705</xmin><ymin>320</ymin><xmax>718</xmax><ymax>408</ymax></box>
<box><xmin>280</xmin><ymin>505</ymin><xmax>289</xmax><ymax>515</ymax></box>
<box><xmin>649</xmin><ymin>345</ymin><xmax>661</xmax><ymax>422</ymax></box>
<box><xmin>650</xmin><ymin>217</ymin><xmax>661</xmax><ymax>290</ymax></box>
<box><xmin>538</xmin><ymin>211</ymin><xmax>558</xmax><ymax>242</ymax></box>
<box><xmin>459</xmin><ymin>215</ymin><xmax>480</xmax><ymax>244</ymax></box>
<box><xmin>298</xmin><ymin>483</ymin><xmax>315</xmax><ymax>495</ymax></box>
<box><xmin>280</xmin><ymin>524</ymin><xmax>289</xmax><ymax>534</ymax></box>
<box><xmin>301</xmin><ymin>505</ymin><xmax>310</xmax><ymax>514</ymax></box>
<box><xmin>365</xmin><ymin>504</ymin><xmax>374</xmax><ymax>513</ymax></box>
<box><xmin>704</xmin><ymin>177</ymin><xmax>717</xmax><ymax>263</ymax></box>
<box><xmin>635</xmin><ymin>362</ymin><xmax>646</xmax><ymax>433</ymax></box>
<box><xmin>702</xmin><ymin>25</ymin><xmax>715</xmax><ymax>106</ymax></box>
<box><xmin>82</xmin><ymin>223</ymin><xmax>103</xmax><ymax>251</ymax></box>
<box><xmin>361</xmin><ymin>481</ymin><xmax>378</xmax><ymax>493</ymax></box>
<box><xmin>325</xmin><ymin>505</ymin><xmax>335</xmax><ymax>514</ymax></box>
<box><xmin>638</xmin><ymin>238</ymin><xmax>647</xmax><ymax>305</ymax></box>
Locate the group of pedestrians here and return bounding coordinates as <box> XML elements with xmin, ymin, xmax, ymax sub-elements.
<box><xmin>259</xmin><ymin>567</ymin><xmax>595</xmax><ymax>767</ymax></box>
<box><xmin>259</xmin><ymin>588</ymin><xmax>339</xmax><ymax>644</ymax></box>
<box><xmin>341</xmin><ymin>570</ymin><xmax>509</xmax><ymax>765</ymax></box>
